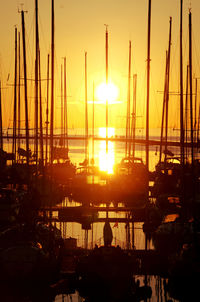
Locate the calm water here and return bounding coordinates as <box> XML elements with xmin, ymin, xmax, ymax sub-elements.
<box><xmin>2</xmin><ymin>127</ymin><xmax>181</xmax><ymax>301</ymax></box>
<box><xmin>54</xmin><ymin>276</ymin><xmax>178</xmax><ymax>302</ymax></box>
<box><xmin>53</xmin><ymin>128</ymin><xmax>179</xmax><ymax>301</ymax></box>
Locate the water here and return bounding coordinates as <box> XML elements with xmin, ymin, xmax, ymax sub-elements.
<box><xmin>52</xmin><ymin>128</ymin><xmax>179</xmax><ymax>301</ymax></box>
<box><xmin>50</xmin><ymin>127</ymin><xmax>179</xmax><ymax>248</ymax></box>
<box><xmin>54</xmin><ymin>276</ymin><xmax>178</xmax><ymax>302</ymax></box>
<box><xmin>3</xmin><ymin>127</ymin><xmax>180</xmax><ymax>172</ymax></box>
<box><xmin>1</xmin><ymin>127</ymin><xmax>182</xmax><ymax>301</ymax></box>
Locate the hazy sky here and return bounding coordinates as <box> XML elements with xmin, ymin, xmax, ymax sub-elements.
<box><xmin>1</xmin><ymin>0</ymin><xmax>200</xmax><ymax>131</ymax></box>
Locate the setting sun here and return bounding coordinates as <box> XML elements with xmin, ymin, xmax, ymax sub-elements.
<box><xmin>96</xmin><ymin>82</ymin><xmax>119</xmax><ymax>104</ymax></box>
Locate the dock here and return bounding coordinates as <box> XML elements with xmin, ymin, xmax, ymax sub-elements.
<box><xmin>39</xmin><ymin>205</ymin><xmax>148</xmax><ymax>223</ymax></box>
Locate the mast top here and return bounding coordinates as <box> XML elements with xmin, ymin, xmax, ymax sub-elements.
<box><xmin>104</xmin><ymin>24</ymin><xmax>108</xmax><ymax>32</ymax></box>
<box><xmin>18</xmin><ymin>3</ymin><xmax>28</xmax><ymax>14</ymax></box>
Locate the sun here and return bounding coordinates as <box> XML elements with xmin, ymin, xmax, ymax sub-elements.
<box><xmin>96</xmin><ymin>82</ymin><xmax>118</xmax><ymax>104</ymax></box>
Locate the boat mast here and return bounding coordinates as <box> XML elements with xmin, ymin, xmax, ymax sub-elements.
<box><xmin>189</xmin><ymin>10</ymin><xmax>194</xmax><ymax>165</ymax></box>
<box><xmin>92</xmin><ymin>82</ymin><xmax>95</xmax><ymax>164</ymax></box>
<box><xmin>35</xmin><ymin>0</ymin><xmax>39</xmax><ymax>170</ymax></box>
<box><xmin>64</xmin><ymin>57</ymin><xmax>68</xmax><ymax>157</ymax></box>
<box><xmin>185</xmin><ymin>65</ymin><xmax>189</xmax><ymax>159</ymax></box>
<box><xmin>159</xmin><ymin>18</ymin><xmax>172</xmax><ymax>164</ymax></box>
<box><xmin>164</xmin><ymin>17</ymin><xmax>172</xmax><ymax>163</ymax></box>
<box><xmin>194</xmin><ymin>78</ymin><xmax>197</xmax><ymax>146</ymax></box>
<box><xmin>159</xmin><ymin>51</ymin><xmax>168</xmax><ymax>163</ymax></box>
<box><xmin>50</xmin><ymin>0</ymin><xmax>54</xmax><ymax>166</ymax></box>
<box><xmin>180</xmin><ymin>0</ymin><xmax>184</xmax><ymax>165</ymax></box>
<box><xmin>13</xmin><ymin>27</ymin><xmax>17</xmax><ymax>161</ymax></box>
<box><xmin>0</xmin><ymin>81</ymin><xmax>2</xmax><ymax>150</ymax></box>
<box><xmin>85</xmin><ymin>51</ymin><xmax>88</xmax><ymax>165</ymax></box>
<box><xmin>146</xmin><ymin>0</ymin><xmax>151</xmax><ymax>172</ymax></box>
<box><xmin>17</xmin><ymin>32</ymin><xmax>21</xmax><ymax>156</ymax></box>
<box><xmin>39</xmin><ymin>50</ymin><xmax>44</xmax><ymax>170</ymax></box>
<box><xmin>105</xmin><ymin>25</ymin><xmax>108</xmax><ymax>154</ymax></box>
<box><xmin>21</xmin><ymin>10</ymin><xmax>29</xmax><ymax>166</ymax></box>
<box><xmin>131</xmin><ymin>74</ymin><xmax>137</xmax><ymax>158</ymax></box>
<box><xmin>197</xmin><ymin>82</ymin><xmax>200</xmax><ymax>144</ymax></box>
<box><xmin>46</xmin><ymin>54</ymin><xmax>49</xmax><ymax>165</ymax></box>
<box><xmin>61</xmin><ymin>63</ymin><xmax>63</xmax><ymax>145</ymax></box>
<box><xmin>126</xmin><ymin>41</ymin><xmax>131</xmax><ymax>158</ymax></box>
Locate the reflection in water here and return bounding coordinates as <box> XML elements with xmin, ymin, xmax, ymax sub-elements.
<box><xmin>98</xmin><ymin>127</ymin><xmax>115</xmax><ymax>174</ymax></box>
<box><xmin>0</xmin><ymin>276</ymin><xmax>179</xmax><ymax>302</ymax></box>
<box><xmin>1</xmin><ymin>129</ymin><xmax>183</xmax><ymax>302</ymax></box>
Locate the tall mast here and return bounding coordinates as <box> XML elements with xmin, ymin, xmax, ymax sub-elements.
<box><xmin>64</xmin><ymin>57</ymin><xmax>68</xmax><ymax>157</ymax></box>
<box><xmin>21</xmin><ymin>10</ymin><xmax>29</xmax><ymax>166</ymax></box>
<box><xmin>92</xmin><ymin>81</ymin><xmax>95</xmax><ymax>164</ymax></box>
<box><xmin>61</xmin><ymin>63</ymin><xmax>63</xmax><ymax>145</ymax></box>
<box><xmin>39</xmin><ymin>50</ymin><xmax>44</xmax><ymax>170</ymax></box>
<box><xmin>18</xmin><ymin>32</ymin><xmax>21</xmax><ymax>154</ymax></box>
<box><xmin>13</xmin><ymin>27</ymin><xmax>17</xmax><ymax>161</ymax></box>
<box><xmin>180</xmin><ymin>0</ymin><xmax>184</xmax><ymax>165</ymax></box>
<box><xmin>197</xmin><ymin>82</ymin><xmax>200</xmax><ymax>144</ymax></box>
<box><xmin>185</xmin><ymin>65</ymin><xmax>189</xmax><ymax>159</ymax></box>
<box><xmin>35</xmin><ymin>0</ymin><xmax>39</xmax><ymax>168</ymax></box>
<box><xmin>0</xmin><ymin>81</ymin><xmax>2</xmax><ymax>150</ymax></box>
<box><xmin>126</xmin><ymin>41</ymin><xmax>131</xmax><ymax>157</ymax></box>
<box><xmin>105</xmin><ymin>25</ymin><xmax>108</xmax><ymax>153</ymax></box>
<box><xmin>131</xmin><ymin>74</ymin><xmax>137</xmax><ymax>158</ymax></box>
<box><xmin>160</xmin><ymin>51</ymin><xmax>168</xmax><ymax>162</ymax></box>
<box><xmin>46</xmin><ymin>54</ymin><xmax>49</xmax><ymax>165</ymax></box>
<box><xmin>50</xmin><ymin>0</ymin><xmax>54</xmax><ymax>165</ymax></box>
<box><xmin>146</xmin><ymin>0</ymin><xmax>151</xmax><ymax>171</ymax></box>
<box><xmin>189</xmin><ymin>10</ymin><xmax>194</xmax><ymax>164</ymax></box>
<box><xmin>85</xmin><ymin>51</ymin><xmax>88</xmax><ymax>163</ymax></box>
<box><xmin>164</xmin><ymin>17</ymin><xmax>172</xmax><ymax>162</ymax></box>
<box><xmin>194</xmin><ymin>78</ymin><xmax>197</xmax><ymax>144</ymax></box>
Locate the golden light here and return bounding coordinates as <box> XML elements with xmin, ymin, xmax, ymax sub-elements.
<box><xmin>96</xmin><ymin>82</ymin><xmax>118</xmax><ymax>104</ymax></box>
<box><xmin>99</xmin><ymin>127</ymin><xmax>115</xmax><ymax>138</ymax></box>
<box><xmin>98</xmin><ymin>127</ymin><xmax>115</xmax><ymax>174</ymax></box>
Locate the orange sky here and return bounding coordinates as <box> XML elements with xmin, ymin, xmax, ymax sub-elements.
<box><xmin>1</xmin><ymin>0</ymin><xmax>200</xmax><ymax>132</ymax></box>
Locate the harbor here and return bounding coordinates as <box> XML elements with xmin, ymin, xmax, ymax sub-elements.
<box><xmin>1</xmin><ymin>0</ymin><xmax>200</xmax><ymax>301</ymax></box>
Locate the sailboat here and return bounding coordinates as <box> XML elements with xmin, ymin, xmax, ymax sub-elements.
<box><xmin>46</xmin><ymin>57</ymin><xmax>76</xmax><ymax>186</ymax></box>
<box><xmin>107</xmin><ymin>41</ymin><xmax>148</xmax><ymax>207</ymax></box>
<box><xmin>71</xmin><ymin>51</ymin><xmax>109</xmax><ymax>205</ymax></box>
<box><xmin>151</xmin><ymin>16</ymin><xmax>184</xmax><ymax>211</ymax></box>
<box><xmin>0</xmin><ymin>1</ymin><xmax>65</xmax><ymax>286</ymax></box>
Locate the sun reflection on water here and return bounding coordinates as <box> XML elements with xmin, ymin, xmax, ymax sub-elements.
<box><xmin>98</xmin><ymin>127</ymin><xmax>115</xmax><ymax>174</ymax></box>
